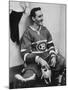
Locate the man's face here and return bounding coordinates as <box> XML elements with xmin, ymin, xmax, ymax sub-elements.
<box><xmin>34</xmin><ymin>10</ymin><xmax>43</xmax><ymax>26</ymax></box>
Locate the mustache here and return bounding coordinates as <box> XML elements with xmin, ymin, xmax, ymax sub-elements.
<box><xmin>39</xmin><ymin>19</ymin><xmax>43</xmax><ymax>22</ymax></box>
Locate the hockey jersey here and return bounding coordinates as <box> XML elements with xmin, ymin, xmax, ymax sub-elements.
<box><xmin>20</xmin><ymin>25</ymin><xmax>56</xmax><ymax>63</ymax></box>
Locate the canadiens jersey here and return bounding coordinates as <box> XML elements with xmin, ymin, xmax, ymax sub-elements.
<box><xmin>20</xmin><ymin>25</ymin><xmax>56</xmax><ymax>61</ymax></box>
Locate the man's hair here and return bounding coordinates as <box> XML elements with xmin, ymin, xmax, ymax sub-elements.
<box><xmin>30</xmin><ymin>7</ymin><xmax>41</xmax><ymax>21</ymax></box>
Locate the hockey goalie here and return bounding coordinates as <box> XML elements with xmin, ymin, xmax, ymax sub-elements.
<box><xmin>15</xmin><ymin>7</ymin><xmax>66</xmax><ymax>86</ymax></box>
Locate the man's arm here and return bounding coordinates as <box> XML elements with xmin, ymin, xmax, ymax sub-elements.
<box><xmin>20</xmin><ymin>28</ymin><xmax>37</xmax><ymax>64</ymax></box>
<box><xmin>46</xmin><ymin>30</ymin><xmax>56</xmax><ymax>57</ymax></box>
<box><xmin>46</xmin><ymin>29</ymin><xmax>56</xmax><ymax>67</ymax></box>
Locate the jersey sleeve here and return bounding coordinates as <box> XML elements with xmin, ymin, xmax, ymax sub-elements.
<box><xmin>20</xmin><ymin>27</ymin><xmax>38</xmax><ymax>63</ymax></box>
<box><xmin>20</xmin><ymin>27</ymin><xmax>32</xmax><ymax>59</ymax></box>
<box><xmin>46</xmin><ymin>29</ymin><xmax>56</xmax><ymax>58</ymax></box>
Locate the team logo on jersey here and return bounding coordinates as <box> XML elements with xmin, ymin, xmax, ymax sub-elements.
<box><xmin>36</xmin><ymin>42</ymin><xmax>46</xmax><ymax>51</ymax></box>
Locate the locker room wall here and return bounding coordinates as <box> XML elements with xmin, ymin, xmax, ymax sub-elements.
<box><xmin>9</xmin><ymin>2</ymin><xmax>66</xmax><ymax>67</ymax></box>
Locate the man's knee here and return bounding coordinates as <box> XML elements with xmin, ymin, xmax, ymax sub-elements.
<box><xmin>55</xmin><ymin>54</ymin><xmax>65</xmax><ymax>71</ymax></box>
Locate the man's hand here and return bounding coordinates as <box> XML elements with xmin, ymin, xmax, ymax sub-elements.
<box><xmin>50</xmin><ymin>56</ymin><xmax>56</xmax><ymax>67</ymax></box>
<box><xmin>35</xmin><ymin>56</ymin><xmax>50</xmax><ymax>69</ymax></box>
